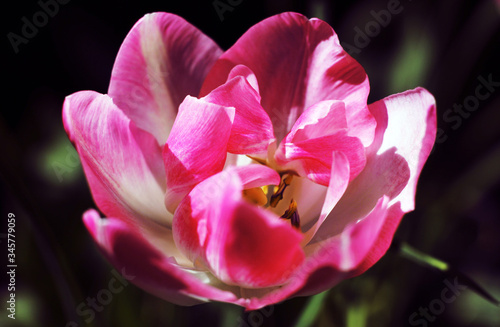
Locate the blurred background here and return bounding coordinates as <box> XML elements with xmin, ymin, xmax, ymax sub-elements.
<box><xmin>1</xmin><ymin>0</ymin><xmax>499</xmax><ymax>326</ymax></box>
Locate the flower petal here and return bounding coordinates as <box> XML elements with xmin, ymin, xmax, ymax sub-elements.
<box><xmin>63</xmin><ymin>91</ymin><xmax>170</xmax><ymax>227</ymax></box>
<box><xmin>200</xmin><ymin>12</ymin><xmax>375</xmax><ymax>146</ymax></box>
<box><xmin>286</xmin><ymin>100</ymin><xmax>348</xmax><ymax>142</ymax></box>
<box><xmin>82</xmin><ymin>209</ymin><xmax>239</xmax><ymax>306</ymax></box>
<box><xmin>229</xmin><ymin>196</ymin><xmax>391</xmax><ymax>310</ymax></box>
<box><xmin>108</xmin><ymin>12</ymin><xmax>223</xmax><ymax>144</ymax></box>
<box><xmin>275</xmin><ymin>132</ymin><xmax>365</xmax><ymax>185</ymax></box>
<box><xmin>202</xmin><ymin>68</ymin><xmax>275</xmax><ymax>158</ymax></box>
<box><xmin>301</xmin><ymin>151</ymin><xmax>350</xmax><ymax>245</ymax></box>
<box><xmin>368</xmin><ymin>87</ymin><xmax>437</xmax><ymax>211</ymax></box>
<box><xmin>163</xmin><ymin>96</ymin><xmax>235</xmax><ymax>213</ymax></box>
<box><xmin>313</xmin><ymin>148</ymin><xmax>410</xmax><ymax>241</ymax></box>
<box><xmin>173</xmin><ymin>170</ymin><xmax>305</xmax><ymax>288</ymax></box>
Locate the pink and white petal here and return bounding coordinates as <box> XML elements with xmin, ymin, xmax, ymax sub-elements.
<box><xmin>200</xmin><ymin>12</ymin><xmax>375</xmax><ymax>146</ymax></box>
<box><xmin>294</xmin><ymin>196</ymin><xmax>390</xmax><ymax>295</ymax></box>
<box><xmin>202</xmin><ymin>74</ymin><xmax>275</xmax><ymax>157</ymax></box>
<box><xmin>275</xmin><ymin>132</ymin><xmax>365</xmax><ymax>185</ymax></box>
<box><xmin>369</xmin><ymin>87</ymin><xmax>437</xmax><ymax>212</ymax></box>
<box><xmin>348</xmin><ymin>202</ymin><xmax>405</xmax><ymax>277</ymax></box>
<box><xmin>312</xmin><ymin>148</ymin><xmax>410</xmax><ymax>242</ymax></box>
<box><xmin>82</xmin><ymin>210</ymin><xmax>239</xmax><ymax>306</ymax></box>
<box><xmin>63</xmin><ymin>91</ymin><xmax>170</xmax><ymax>227</ymax></box>
<box><xmin>108</xmin><ymin>12</ymin><xmax>223</xmax><ymax>144</ymax></box>
<box><xmin>163</xmin><ymin>96</ymin><xmax>235</xmax><ymax>213</ymax></box>
<box><xmin>301</xmin><ymin>151</ymin><xmax>350</xmax><ymax>245</ymax></box>
<box><xmin>174</xmin><ymin>171</ymin><xmax>305</xmax><ymax>288</ymax></box>
<box><xmin>287</xmin><ymin>100</ymin><xmax>347</xmax><ymax>142</ymax></box>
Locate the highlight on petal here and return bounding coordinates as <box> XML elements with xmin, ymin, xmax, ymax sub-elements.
<box><xmin>63</xmin><ymin>91</ymin><xmax>170</xmax><ymax>227</ymax></box>
<box><xmin>202</xmin><ymin>67</ymin><xmax>275</xmax><ymax>158</ymax></box>
<box><xmin>368</xmin><ymin>87</ymin><xmax>437</xmax><ymax>212</ymax></box>
<box><xmin>173</xmin><ymin>170</ymin><xmax>305</xmax><ymax>288</ymax></box>
<box><xmin>313</xmin><ymin>148</ymin><xmax>410</xmax><ymax>242</ymax></box>
<box><xmin>82</xmin><ymin>209</ymin><xmax>239</xmax><ymax>306</ymax></box>
<box><xmin>200</xmin><ymin>12</ymin><xmax>375</xmax><ymax>146</ymax></box>
<box><xmin>163</xmin><ymin>96</ymin><xmax>235</xmax><ymax>213</ymax></box>
<box><xmin>109</xmin><ymin>12</ymin><xmax>223</xmax><ymax>144</ymax></box>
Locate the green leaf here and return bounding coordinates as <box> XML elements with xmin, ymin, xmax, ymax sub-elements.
<box><xmin>295</xmin><ymin>290</ymin><xmax>330</xmax><ymax>327</ymax></box>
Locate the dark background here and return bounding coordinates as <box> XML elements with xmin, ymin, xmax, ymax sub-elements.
<box><xmin>2</xmin><ymin>0</ymin><xmax>500</xmax><ymax>326</ymax></box>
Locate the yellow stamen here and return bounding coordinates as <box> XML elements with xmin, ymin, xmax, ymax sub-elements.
<box><xmin>243</xmin><ymin>187</ymin><xmax>268</xmax><ymax>206</ymax></box>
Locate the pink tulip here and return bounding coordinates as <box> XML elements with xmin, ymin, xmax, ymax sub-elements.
<box><xmin>63</xmin><ymin>12</ymin><xmax>436</xmax><ymax>310</ymax></box>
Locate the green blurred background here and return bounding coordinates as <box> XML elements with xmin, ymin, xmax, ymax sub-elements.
<box><xmin>2</xmin><ymin>0</ymin><xmax>500</xmax><ymax>326</ymax></box>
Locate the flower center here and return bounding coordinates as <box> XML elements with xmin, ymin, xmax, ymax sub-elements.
<box><xmin>242</xmin><ymin>172</ymin><xmax>301</xmax><ymax>229</ymax></box>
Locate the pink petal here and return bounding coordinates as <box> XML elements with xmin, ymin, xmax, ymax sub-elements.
<box><xmin>82</xmin><ymin>209</ymin><xmax>239</xmax><ymax>306</ymax></box>
<box><xmin>286</xmin><ymin>100</ymin><xmax>348</xmax><ymax>142</ymax></box>
<box><xmin>275</xmin><ymin>131</ymin><xmax>365</xmax><ymax>185</ymax></box>
<box><xmin>174</xmin><ymin>170</ymin><xmax>304</xmax><ymax>288</ymax></box>
<box><xmin>368</xmin><ymin>87</ymin><xmax>437</xmax><ymax>212</ymax></box>
<box><xmin>301</xmin><ymin>151</ymin><xmax>350</xmax><ymax>245</ymax></box>
<box><xmin>163</xmin><ymin>96</ymin><xmax>235</xmax><ymax>213</ymax></box>
<box><xmin>202</xmin><ymin>69</ymin><xmax>275</xmax><ymax>157</ymax></box>
<box><xmin>63</xmin><ymin>91</ymin><xmax>170</xmax><ymax>227</ymax></box>
<box><xmin>231</xmin><ymin>196</ymin><xmax>391</xmax><ymax>310</ymax></box>
<box><xmin>313</xmin><ymin>148</ymin><xmax>410</xmax><ymax>241</ymax></box>
<box><xmin>108</xmin><ymin>12</ymin><xmax>223</xmax><ymax>144</ymax></box>
<box><xmin>200</xmin><ymin>12</ymin><xmax>375</xmax><ymax>146</ymax></box>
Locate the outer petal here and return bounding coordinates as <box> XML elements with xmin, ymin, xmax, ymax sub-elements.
<box><xmin>108</xmin><ymin>12</ymin><xmax>223</xmax><ymax>144</ymax></box>
<box><xmin>63</xmin><ymin>91</ymin><xmax>170</xmax><ymax>227</ymax></box>
<box><xmin>200</xmin><ymin>12</ymin><xmax>375</xmax><ymax>146</ymax></box>
<box><xmin>163</xmin><ymin>96</ymin><xmax>235</xmax><ymax>213</ymax></box>
<box><xmin>202</xmin><ymin>69</ymin><xmax>275</xmax><ymax>158</ymax></box>
<box><xmin>83</xmin><ymin>210</ymin><xmax>239</xmax><ymax>306</ymax></box>
<box><xmin>173</xmin><ymin>170</ymin><xmax>304</xmax><ymax>288</ymax></box>
<box><xmin>368</xmin><ymin>87</ymin><xmax>437</xmax><ymax>212</ymax></box>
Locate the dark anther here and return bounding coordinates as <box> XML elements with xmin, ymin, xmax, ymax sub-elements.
<box><xmin>270</xmin><ymin>174</ymin><xmax>293</xmax><ymax>207</ymax></box>
<box><xmin>280</xmin><ymin>199</ymin><xmax>300</xmax><ymax>229</ymax></box>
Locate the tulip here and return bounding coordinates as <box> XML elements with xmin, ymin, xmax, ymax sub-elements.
<box><xmin>63</xmin><ymin>12</ymin><xmax>436</xmax><ymax>310</ymax></box>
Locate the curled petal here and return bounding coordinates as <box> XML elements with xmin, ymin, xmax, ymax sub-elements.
<box><xmin>275</xmin><ymin>132</ymin><xmax>365</xmax><ymax>185</ymax></box>
<box><xmin>163</xmin><ymin>96</ymin><xmax>235</xmax><ymax>213</ymax></box>
<box><xmin>174</xmin><ymin>171</ymin><xmax>305</xmax><ymax>288</ymax></box>
<box><xmin>109</xmin><ymin>12</ymin><xmax>223</xmax><ymax>144</ymax></box>
<box><xmin>202</xmin><ymin>69</ymin><xmax>275</xmax><ymax>158</ymax></box>
<box><xmin>301</xmin><ymin>151</ymin><xmax>350</xmax><ymax>245</ymax></box>
<box><xmin>275</xmin><ymin>100</ymin><xmax>366</xmax><ymax>184</ymax></box>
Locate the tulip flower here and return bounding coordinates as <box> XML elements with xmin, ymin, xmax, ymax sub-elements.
<box><xmin>63</xmin><ymin>12</ymin><xmax>436</xmax><ymax>310</ymax></box>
